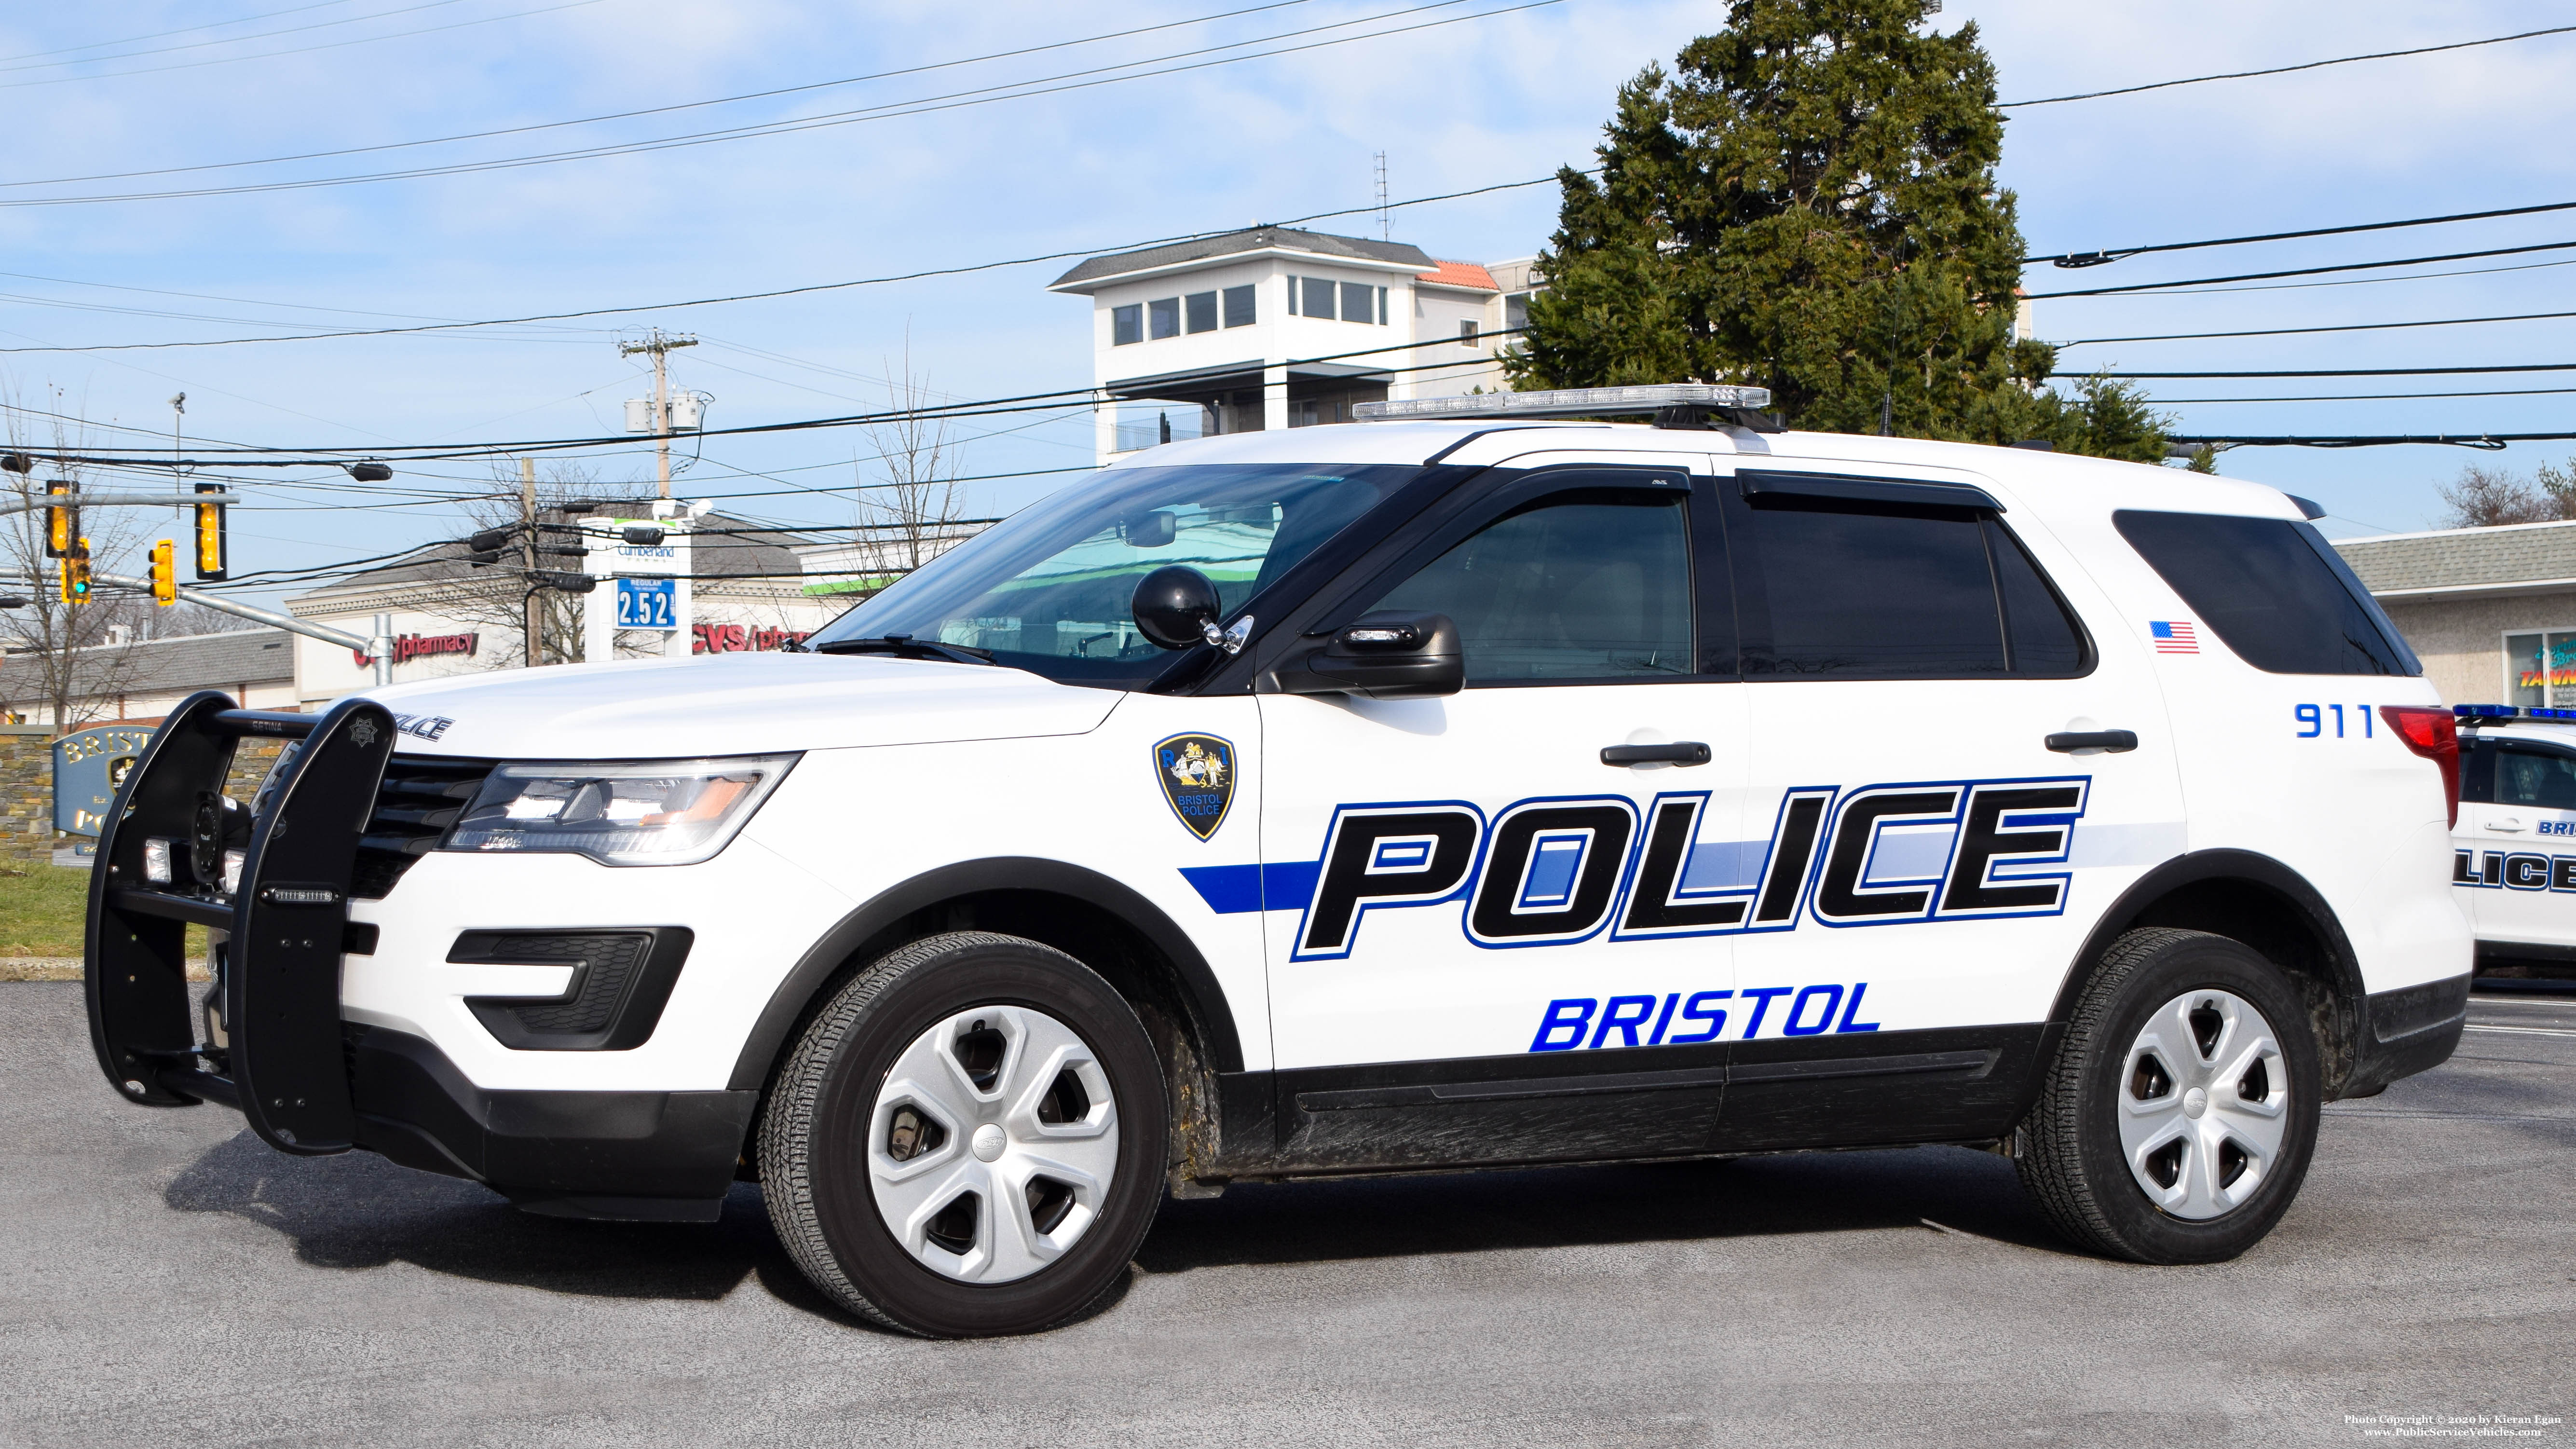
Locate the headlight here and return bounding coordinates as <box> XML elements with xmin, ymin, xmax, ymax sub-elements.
<box><xmin>445</xmin><ymin>754</ymin><xmax>798</xmax><ymax>866</ymax></box>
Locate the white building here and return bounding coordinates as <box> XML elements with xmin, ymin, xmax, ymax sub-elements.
<box><xmin>1049</xmin><ymin>227</ymin><xmax>1537</xmax><ymax>464</ymax></box>
<box><xmin>284</xmin><ymin>509</ymin><xmax>890</xmax><ymax>705</ymax></box>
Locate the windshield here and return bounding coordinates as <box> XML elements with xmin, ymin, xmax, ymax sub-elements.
<box><xmin>810</xmin><ymin>463</ymin><xmax>1427</xmax><ymax>685</ymax></box>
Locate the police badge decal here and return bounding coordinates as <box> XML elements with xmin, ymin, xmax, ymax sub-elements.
<box><xmin>1153</xmin><ymin>733</ymin><xmax>1236</xmax><ymax>841</ymax></box>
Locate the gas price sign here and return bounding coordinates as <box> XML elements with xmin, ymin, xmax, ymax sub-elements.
<box><xmin>616</xmin><ymin>577</ymin><xmax>677</xmax><ymax>629</ymax></box>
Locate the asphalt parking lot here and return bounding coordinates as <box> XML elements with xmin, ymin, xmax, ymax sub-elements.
<box><xmin>2</xmin><ymin>982</ymin><xmax>2568</xmax><ymax>1448</ymax></box>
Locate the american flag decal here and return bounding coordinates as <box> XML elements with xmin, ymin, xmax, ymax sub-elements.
<box><xmin>2150</xmin><ymin>620</ymin><xmax>2200</xmax><ymax>655</ymax></box>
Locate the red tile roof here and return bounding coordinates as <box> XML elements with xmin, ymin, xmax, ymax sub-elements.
<box><xmin>1415</xmin><ymin>260</ymin><xmax>1499</xmax><ymax>291</ymax></box>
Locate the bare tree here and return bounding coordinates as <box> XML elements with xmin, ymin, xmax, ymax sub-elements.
<box><xmin>2438</xmin><ymin>461</ymin><xmax>2576</xmax><ymax>528</ymax></box>
<box><xmin>445</xmin><ymin>461</ymin><xmax>605</xmax><ymax>669</ymax></box>
<box><xmin>856</xmin><ymin>339</ymin><xmax>967</xmax><ymax>576</ymax></box>
<box><xmin>0</xmin><ymin>386</ymin><xmax>154</xmax><ymax>730</ymax></box>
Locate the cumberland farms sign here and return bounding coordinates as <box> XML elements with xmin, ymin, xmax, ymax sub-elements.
<box><xmin>351</xmin><ymin>632</ymin><xmax>478</xmax><ymax>667</ymax></box>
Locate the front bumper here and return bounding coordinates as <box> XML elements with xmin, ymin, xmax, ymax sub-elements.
<box><xmin>351</xmin><ymin>1025</ymin><xmax>752</xmax><ymax>1220</ymax></box>
<box><xmin>83</xmin><ymin>692</ymin><xmax>798</xmax><ymax>1220</ymax></box>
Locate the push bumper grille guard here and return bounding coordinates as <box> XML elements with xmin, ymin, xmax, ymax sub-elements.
<box><xmin>83</xmin><ymin>689</ymin><xmax>399</xmax><ymax>1154</ymax></box>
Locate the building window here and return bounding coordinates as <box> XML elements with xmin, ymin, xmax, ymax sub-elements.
<box><xmin>1295</xmin><ymin>277</ymin><xmax>1336</xmax><ymax>320</ymax></box>
<box><xmin>1114</xmin><ymin>399</ymin><xmax>1212</xmax><ymax>453</ymax></box>
<box><xmin>1341</xmin><ymin>281</ymin><xmax>1374</xmax><ymax>324</ymax></box>
<box><xmin>1504</xmin><ymin>291</ymin><xmax>1531</xmax><ymax>333</ymax></box>
<box><xmin>2508</xmin><ymin>631</ymin><xmax>2576</xmax><ymax>705</ymax></box>
<box><xmin>1459</xmin><ymin>319</ymin><xmax>1480</xmax><ymax>347</ymax></box>
<box><xmin>1112</xmin><ymin>304</ymin><xmax>1142</xmax><ymax>346</ymax></box>
<box><xmin>1223</xmin><ymin>284</ymin><xmax>1255</xmax><ymax>328</ymax></box>
<box><xmin>1185</xmin><ymin>291</ymin><xmax>1218</xmax><ymax>334</ymax></box>
<box><xmin>1149</xmin><ymin>297</ymin><xmax>1180</xmax><ymax>340</ymax></box>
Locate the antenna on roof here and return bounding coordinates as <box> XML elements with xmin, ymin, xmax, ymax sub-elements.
<box><xmin>1374</xmin><ymin>151</ymin><xmax>1390</xmax><ymax>241</ymax></box>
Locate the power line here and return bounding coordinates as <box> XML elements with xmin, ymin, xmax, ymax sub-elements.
<box><xmin>2024</xmin><ymin>198</ymin><xmax>2576</xmax><ymax>269</ymax></box>
<box><xmin>0</xmin><ymin>0</ymin><xmax>1548</xmax><ymax>205</ymax></box>
<box><xmin>0</xmin><ymin>0</ymin><xmax>477</xmax><ymax>76</ymax></box>
<box><xmin>2151</xmin><ymin>386</ymin><xmax>2576</xmax><ymax>403</ymax></box>
<box><xmin>2103</xmin><ymin>363</ymin><xmax>2576</xmax><ymax>380</ymax></box>
<box><xmin>1</xmin><ymin>0</ymin><xmax>1319</xmax><ymax>188</ymax></box>
<box><xmin>2000</xmin><ymin>24</ymin><xmax>2576</xmax><ymax>108</ymax></box>
<box><xmin>2125</xmin><ymin>254</ymin><xmax>2576</xmax><ymax>298</ymax></box>
<box><xmin>2164</xmin><ymin>433</ymin><xmax>2576</xmax><ymax>451</ymax></box>
<box><xmin>0</xmin><ymin>0</ymin><xmax>622</xmax><ymax>90</ymax></box>
<box><xmin>2025</xmin><ymin>238</ymin><xmax>2576</xmax><ymax>300</ymax></box>
<box><xmin>7</xmin><ymin>327</ymin><xmax>1532</xmax><ymax>465</ymax></box>
<box><xmin>0</xmin><ymin>173</ymin><xmax>1568</xmax><ymax>353</ymax></box>
<box><xmin>2053</xmin><ymin>309</ymin><xmax>2576</xmax><ymax>347</ymax></box>
<box><xmin>0</xmin><ymin>0</ymin><xmax>396</xmax><ymax>65</ymax></box>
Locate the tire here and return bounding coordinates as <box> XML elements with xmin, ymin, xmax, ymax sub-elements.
<box><xmin>2015</xmin><ymin>927</ymin><xmax>2323</xmax><ymax>1265</ymax></box>
<box><xmin>758</xmin><ymin>931</ymin><xmax>1168</xmax><ymax>1337</ymax></box>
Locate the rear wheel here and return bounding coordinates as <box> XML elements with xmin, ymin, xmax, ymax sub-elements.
<box><xmin>759</xmin><ymin>931</ymin><xmax>1167</xmax><ymax>1336</ymax></box>
<box><xmin>2016</xmin><ymin>928</ymin><xmax>2322</xmax><ymax>1264</ymax></box>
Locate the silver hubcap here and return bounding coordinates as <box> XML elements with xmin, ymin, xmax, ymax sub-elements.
<box><xmin>869</xmin><ymin>1005</ymin><xmax>1119</xmax><ymax>1284</ymax></box>
<box><xmin>2118</xmin><ymin>988</ymin><xmax>2289</xmax><ymax>1219</ymax></box>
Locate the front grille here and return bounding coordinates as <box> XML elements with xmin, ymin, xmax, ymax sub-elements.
<box><xmin>350</xmin><ymin>755</ymin><xmax>495</xmax><ymax>900</ymax></box>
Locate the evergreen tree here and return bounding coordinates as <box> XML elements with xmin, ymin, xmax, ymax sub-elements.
<box><xmin>1509</xmin><ymin>0</ymin><xmax>2168</xmax><ymax>464</ymax></box>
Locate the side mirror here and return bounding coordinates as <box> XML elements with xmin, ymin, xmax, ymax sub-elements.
<box><xmin>1273</xmin><ymin>610</ymin><xmax>1463</xmax><ymax>698</ymax></box>
<box><xmin>1132</xmin><ymin>565</ymin><xmax>1222</xmax><ymax>650</ymax></box>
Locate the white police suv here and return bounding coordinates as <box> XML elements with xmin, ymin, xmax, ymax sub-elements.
<box><xmin>2450</xmin><ymin>704</ymin><xmax>2576</xmax><ymax>980</ymax></box>
<box><xmin>84</xmin><ymin>385</ymin><xmax>2471</xmax><ymax>1337</ymax></box>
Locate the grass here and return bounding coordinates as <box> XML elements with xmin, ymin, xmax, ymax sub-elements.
<box><xmin>0</xmin><ymin>865</ymin><xmax>92</xmax><ymax>957</ymax></box>
<box><xmin>0</xmin><ymin>864</ymin><xmax>205</xmax><ymax>960</ymax></box>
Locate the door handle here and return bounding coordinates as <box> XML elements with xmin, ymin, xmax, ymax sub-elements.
<box><xmin>1601</xmin><ymin>741</ymin><xmax>1712</xmax><ymax>767</ymax></box>
<box><xmin>2044</xmin><ymin>729</ymin><xmax>2139</xmax><ymax>753</ymax></box>
<box><xmin>2489</xmin><ymin>817</ymin><xmax>2525</xmax><ymax>832</ymax></box>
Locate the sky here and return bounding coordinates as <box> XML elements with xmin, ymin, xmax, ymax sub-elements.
<box><xmin>0</xmin><ymin>0</ymin><xmax>2571</xmax><ymax>606</ymax></box>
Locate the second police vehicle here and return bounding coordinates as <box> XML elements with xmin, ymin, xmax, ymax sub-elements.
<box><xmin>2449</xmin><ymin>702</ymin><xmax>2576</xmax><ymax>979</ymax></box>
<box><xmin>82</xmin><ymin>385</ymin><xmax>2472</xmax><ymax>1337</ymax></box>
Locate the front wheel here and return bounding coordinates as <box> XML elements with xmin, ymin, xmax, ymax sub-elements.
<box><xmin>759</xmin><ymin>931</ymin><xmax>1168</xmax><ymax>1336</ymax></box>
<box><xmin>2016</xmin><ymin>927</ymin><xmax>2323</xmax><ymax>1264</ymax></box>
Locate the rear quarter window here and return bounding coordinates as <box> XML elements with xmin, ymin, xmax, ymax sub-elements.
<box><xmin>2112</xmin><ymin>510</ymin><xmax>2420</xmax><ymax>677</ymax></box>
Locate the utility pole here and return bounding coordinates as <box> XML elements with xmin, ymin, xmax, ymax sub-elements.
<box><xmin>519</xmin><ymin>457</ymin><xmax>542</xmax><ymax>667</ymax></box>
<box><xmin>619</xmin><ymin>329</ymin><xmax>696</xmax><ymax>499</ymax></box>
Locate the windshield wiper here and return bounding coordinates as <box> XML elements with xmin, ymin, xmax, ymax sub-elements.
<box><xmin>810</xmin><ymin>633</ymin><xmax>997</xmax><ymax>666</ymax></box>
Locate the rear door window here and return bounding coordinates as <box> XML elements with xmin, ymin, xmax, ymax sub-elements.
<box><xmin>2113</xmin><ymin>511</ymin><xmax>2419</xmax><ymax>676</ymax></box>
<box><xmin>1723</xmin><ymin>480</ymin><xmax>2090</xmax><ymax>680</ymax></box>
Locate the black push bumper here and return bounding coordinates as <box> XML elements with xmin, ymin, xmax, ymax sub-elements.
<box><xmin>82</xmin><ymin>690</ymin><xmax>750</xmax><ymax>1221</ymax></box>
<box><xmin>2344</xmin><ymin>972</ymin><xmax>2472</xmax><ymax>1097</ymax></box>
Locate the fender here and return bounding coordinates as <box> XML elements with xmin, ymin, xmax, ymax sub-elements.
<box><xmin>2047</xmin><ymin>848</ymin><xmax>2366</xmax><ymax>1076</ymax></box>
<box><xmin>727</xmin><ymin>856</ymin><xmax>1245</xmax><ymax>1092</ymax></box>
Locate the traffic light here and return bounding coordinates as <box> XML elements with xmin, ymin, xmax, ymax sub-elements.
<box><xmin>59</xmin><ymin>538</ymin><xmax>91</xmax><ymax>604</ymax></box>
<box><xmin>44</xmin><ymin>480</ymin><xmax>75</xmax><ymax>560</ymax></box>
<box><xmin>192</xmin><ymin>480</ymin><xmax>226</xmax><ymax>581</ymax></box>
<box><xmin>149</xmin><ymin>540</ymin><xmax>177</xmax><ymax>605</ymax></box>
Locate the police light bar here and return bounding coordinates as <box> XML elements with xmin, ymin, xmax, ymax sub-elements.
<box><xmin>2454</xmin><ymin>704</ymin><xmax>2576</xmax><ymax>724</ymax></box>
<box><xmin>1352</xmin><ymin>383</ymin><xmax>1773</xmax><ymax>422</ymax></box>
